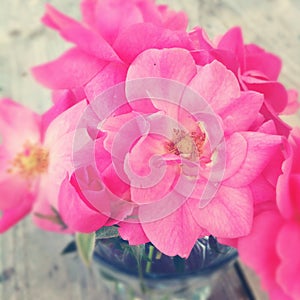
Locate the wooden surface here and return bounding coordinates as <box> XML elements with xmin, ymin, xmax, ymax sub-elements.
<box><xmin>0</xmin><ymin>0</ymin><xmax>299</xmax><ymax>299</ymax></box>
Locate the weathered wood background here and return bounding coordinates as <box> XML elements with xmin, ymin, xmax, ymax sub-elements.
<box><xmin>0</xmin><ymin>0</ymin><xmax>299</xmax><ymax>299</ymax></box>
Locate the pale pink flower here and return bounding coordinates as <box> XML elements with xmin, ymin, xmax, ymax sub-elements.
<box><xmin>0</xmin><ymin>98</ymin><xmax>107</xmax><ymax>233</ymax></box>
<box><xmin>238</xmin><ymin>208</ymin><xmax>292</xmax><ymax>300</ymax></box>
<box><xmin>72</xmin><ymin>48</ymin><xmax>283</xmax><ymax>257</ymax></box>
<box><xmin>190</xmin><ymin>26</ymin><xmax>299</xmax><ymax>136</ymax></box>
<box><xmin>0</xmin><ymin>99</ymin><xmax>41</xmax><ymax>232</ymax></box>
<box><xmin>238</xmin><ymin>128</ymin><xmax>300</xmax><ymax>300</ymax></box>
<box><xmin>276</xmin><ymin>128</ymin><xmax>300</xmax><ymax>299</ymax></box>
<box><xmin>31</xmin><ymin>0</ymin><xmax>190</xmax><ymax>100</ymax></box>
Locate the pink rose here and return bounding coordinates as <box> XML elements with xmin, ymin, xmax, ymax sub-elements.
<box><xmin>0</xmin><ymin>97</ymin><xmax>107</xmax><ymax>233</ymax></box>
<box><xmin>70</xmin><ymin>48</ymin><xmax>282</xmax><ymax>257</ymax></box>
<box><xmin>238</xmin><ymin>128</ymin><xmax>300</xmax><ymax>300</ymax></box>
<box><xmin>31</xmin><ymin>0</ymin><xmax>190</xmax><ymax>101</ymax></box>
<box><xmin>276</xmin><ymin>128</ymin><xmax>300</xmax><ymax>299</ymax></box>
<box><xmin>190</xmin><ymin>27</ymin><xmax>299</xmax><ymax>136</ymax></box>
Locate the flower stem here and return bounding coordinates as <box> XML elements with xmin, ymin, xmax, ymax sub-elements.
<box><xmin>146</xmin><ymin>245</ymin><xmax>155</xmax><ymax>274</ymax></box>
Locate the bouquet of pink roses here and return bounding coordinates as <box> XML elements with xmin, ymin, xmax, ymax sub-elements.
<box><xmin>0</xmin><ymin>0</ymin><xmax>299</xmax><ymax>299</ymax></box>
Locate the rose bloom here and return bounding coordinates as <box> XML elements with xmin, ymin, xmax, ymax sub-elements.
<box><xmin>0</xmin><ymin>97</ymin><xmax>107</xmax><ymax>233</ymax></box>
<box><xmin>68</xmin><ymin>47</ymin><xmax>283</xmax><ymax>257</ymax></box>
<box><xmin>238</xmin><ymin>128</ymin><xmax>300</xmax><ymax>300</ymax></box>
<box><xmin>31</xmin><ymin>0</ymin><xmax>190</xmax><ymax>101</ymax></box>
<box><xmin>189</xmin><ymin>26</ymin><xmax>299</xmax><ymax>136</ymax></box>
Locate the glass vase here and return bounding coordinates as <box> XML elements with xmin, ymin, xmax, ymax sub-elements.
<box><xmin>93</xmin><ymin>237</ymin><xmax>237</xmax><ymax>300</ymax></box>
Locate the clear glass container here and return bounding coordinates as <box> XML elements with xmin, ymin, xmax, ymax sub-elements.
<box><xmin>93</xmin><ymin>237</ymin><xmax>237</xmax><ymax>300</ymax></box>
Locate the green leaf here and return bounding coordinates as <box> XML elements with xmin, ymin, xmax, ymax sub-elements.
<box><xmin>75</xmin><ymin>232</ymin><xmax>96</xmax><ymax>267</ymax></box>
<box><xmin>95</xmin><ymin>226</ymin><xmax>119</xmax><ymax>239</ymax></box>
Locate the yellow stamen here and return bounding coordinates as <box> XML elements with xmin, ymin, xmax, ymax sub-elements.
<box><xmin>165</xmin><ymin>125</ymin><xmax>206</xmax><ymax>161</ymax></box>
<box><xmin>7</xmin><ymin>141</ymin><xmax>49</xmax><ymax>179</ymax></box>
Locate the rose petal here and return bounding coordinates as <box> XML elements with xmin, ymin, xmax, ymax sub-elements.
<box><xmin>224</xmin><ymin>132</ymin><xmax>282</xmax><ymax>187</ymax></box>
<box><xmin>141</xmin><ymin>201</ymin><xmax>205</xmax><ymax>258</ymax></box>
<box><xmin>43</xmin><ymin>4</ymin><xmax>120</xmax><ymax>61</ymax></box>
<box><xmin>32</xmin><ymin>47</ymin><xmax>106</xmax><ymax>89</ymax></box>
<box><xmin>118</xmin><ymin>221</ymin><xmax>150</xmax><ymax>245</ymax></box>
<box><xmin>58</xmin><ymin>176</ymin><xmax>108</xmax><ymax>233</ymax></box>
<box><xmin>84</xmin><ymin>62</ymin><xmax>128</xmax><ymax>102</ymax></box>
<box><xmin>0</xmin><ymin>195</ymin><xmax>33</xmax><ymax>233</ymax></box>
<box><xmin>191</xmin><ymin>186</ymin><xmax>253</xmax><ymax>238</ymax></box>
<box><xmin>0</xmin><ymin>98</ymin><xmax>41</xmax><ymax>150</ymax></box>
<box><xmin>189</xmin><ymin>60</ymin><xmax>241</xmax><ymax>113</ymax></box>
<box><xmin>113</xmin><ymin>23</ymin><xmax>191</xmax><ymax>63</ymax></box>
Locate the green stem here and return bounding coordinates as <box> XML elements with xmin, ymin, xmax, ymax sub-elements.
<box><xmin>146</xmin><ymin>245</ymin><xmax>155</xmax><ymax>274</ymax></box>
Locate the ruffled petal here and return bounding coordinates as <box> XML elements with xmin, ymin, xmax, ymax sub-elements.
<box><xmin>244</xmin><ymin>44</ymin><xmax>282</xmax><ymax>81</ymax></box>
<box><xmin>189</xmin><ymin>60</ymin><xmax>241</xmax><ymax>113</ymax></box>
<box><xmin>0</xmin><ymin>98</ymin><xmax>41</xmax><ymax>150</ymax></box>
<box><xmin>191</xmin><ymin>186</ymin><xmax>253</xmax><ymax>238</ymax></box>
<box><xmin>217</xmin><ymin>26</ymin><xmax>245</xmax><ymax>71</ymax></box>
<box><xmin>219</xmin><ymin>91</ymin><xmax>264</xmax><ymax>135</ymax></box>
<box><xmin>84</xmin><ymin>62</ymin><xmax>128</xmax><ymax>102</ymax></box>
<box><xmin>81</xmin><ymin>0</ymin><xmax>144</xmax><ymax>44</ymax></box>
<box><xmin>223</xmin><ymin>132</ymin><xmax>282</xmax><ymax>187</ymax></box>
<box><xmin>113</xmin><ymin>23</ymin><xmax>191</xmax><ymax>63</ymax></box>
<box><xmin>277</xmin><ymin>222</ymin><xmax>300</xmax><ymax>300</ymax></box>
<box><xmin>0</xmin><ymin>195</ymin><xmax>33</xmax><ymax>233</ymax></box>
<box><xmin>32</xmin><ymin>47</ymin><xmax>107</xmax><ymax>89</ymax></box>
<box><xmin>118</xmin><ymin>222</ymin><xmax>150</xmax><ymax>245</ymax></box>
<box><xmin>42</xmin><ymin>4</ymin><xmax>120</xmax><ymax>61</ymax></box>
<box><xmin>58</xmin><ymin>176</ymin><xmax>108</xmax><ymax>233</ymax></box>
<box><xmin>141</xmin><ymin>201</ymin><xmax>205</xmax><ymax>258</ymax></box>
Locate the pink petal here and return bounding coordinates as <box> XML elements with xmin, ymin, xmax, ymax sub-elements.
<box><xmin>44</xmin><ymin>100</ymin><xmax>87</xmax><ymax>145</ymax></box>
<box><xmin>238</xmin><ymin>210</ymin><xmax>283</xmax><ymax>285</ymax></box>
<box><xmin>32</xmin><ymin>47</ymin><xmax>106</xmax><ymax>89</ymax></box>
<box><xmin>224</xmin><ymin>132</ymin><xmax>282</xmax><ymax>187</ymax></box>
<box><xmin>0</xmin><ymin>175</ymin><xmax>33</xmax><ymax>210</ymax></box>
<box><xmin>32</xmin><ymin>192</ymin><xmax>72</xmax><ymax>233</ymax></box>
<box><xmin>42</xmin><ymin>4</ymin><xmax>120</xmax><ymax>61</ymax></box>
<box><xmin>0</xmin><ymin>195</ymin><xmax>33</xmax><ymax>233</ymax></box>
<box><xmin>158</xmin><ymin>5</ymin><xmax>188</xmax><ymax>30</ymax></box>
<box><xmin>0</xmin><ymin>98</ymin><xmax>41</xmax><ymax>150</ymax></box>
<box><xmin>217</xmin><ymin>27</ymin><xmax>245</xmax><ymax>70</ymax></box>
<box><xmin>141</xmin><ymin>201</ymin><xmax>205</xmax><ymax>258</ymax></box>
<box><xmin>127</xmin><ymin>48</ymin><xmax>197</xmax><ymax>117</ymax></box>
<box><xmin>244</xmin><ymin>44</ymin><xmax>282</xmax><ymax>81</ymax></box>
<box><xmin>58</xmin><ymin>176</ymin><xmax>108</xmax><ymax>233</ymax></box>
<box><xmin>84</xmin><ymin>62</ymin><xmax>128</xmax><ymax>102</ymax></box>
<box><xmin>282</xmin><ymin>89</ymin><xmax>300</xmax><ymax>115</ymax></box>
<box><xmin>191</xmin><ymin>186</ymin><xmax>253</xmax><ymax>238</ymax></box>
<box><xmin>277</xmin><ymin>144</ymin><xmax>294</xmax><ymax>218</ymax></box>
<box><xmin>127</xmin><ymin>48</ymin><xmax>196</xmax><ymax>83</ymax></box>
<box><xmin>41</xmin><ymin>90</ymin><xmax>79</xmax><ymax>134</ymax></box>
<box><xmin>81</xmin><ymin>0</ymin><xmax>144</xmax><ymax>44</ymax></box>
<box><xmin>43</xmin><ymin>101</ymin><xmax>88</xmax><ymax>207</ymax></box>
<box><xmin>118</xmin><ymin>222</ymin><xmax>150</xmax><ymax>245</ymax></box>
<box><xmin>189</xmin><ymin>27</ymin><xmax>214</xmax><ymax>51</ymax></box>
<box><xmin>219</xmin><ymin>91</ymin><xmax>264</xmax><ymax>134</ymax></box>
<box><xmin>249</xmin><ymin>174</ymin><xmax>276</xmax><ymax>204</ymax></box>
<box><xmin>277</xmin><ymin>222</ymin><xmax>300</xmax><ymax>299</ymax></box>
<box><xmin>189</xmin><ymin>60</ymin><xmax>241</xmax><ymax>113</ymax></box>
<box><xmin>243</xmin><ymin>79</ymin><xmax>288</xmax><ymax>113</ymax></box>
<box><xmin>259</xmin><ymin>103</ymin><xmax>291</xmax><ymax>137</ymax></box>
<box><xmin>113</xmin><ymin>23</ymin><xmax>191</xmax><ymax>63</ymax></box>
<box><xmin>42</xmin><ymin>3</ymin><xmax>77</xmax><ymax>30</ymax></box>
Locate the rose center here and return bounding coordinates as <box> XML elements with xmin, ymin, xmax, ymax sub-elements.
<box><xmin>7</xmin><ymin>141</ymin><xmax>49</xmax><ymax>178</ymax></box>
<box><xmin>165</xmin><ymin>127</ymin><xmax>206</xmax><ymax>161</ymax></box>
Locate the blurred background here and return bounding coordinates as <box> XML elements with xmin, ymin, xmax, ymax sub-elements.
<box><xmin>0</xmin><ymin>0</ymin><xmax>299</xmax><ymax>299</ymax></box>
